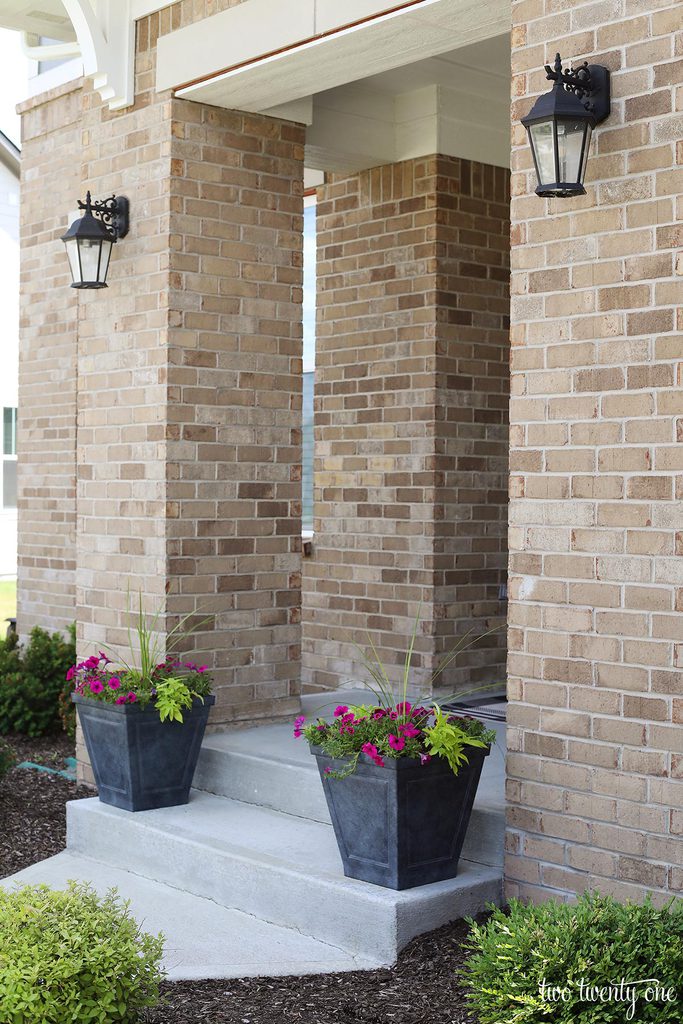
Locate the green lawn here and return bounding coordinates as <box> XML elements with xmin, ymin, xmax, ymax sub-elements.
<box><xmin>0</xmin><ymin>579</ymin><xmax>16</xmax><ymax>622</ymax></box>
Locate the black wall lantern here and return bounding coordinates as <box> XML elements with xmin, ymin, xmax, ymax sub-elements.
<box><xmin>522</xmin><ymin>54</ymin><xmax>611</xmax><ymax>198</ymax></box>
<box><xmin>61</xmin><ymin>192</ymin><xmax>130</xmax><ymax>288</ymax></box>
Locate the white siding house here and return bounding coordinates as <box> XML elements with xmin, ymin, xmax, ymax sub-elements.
<box><xmin>0</xmin><ymin>131</ymin><xmax>18</xmax><ymax>577</ymax></box>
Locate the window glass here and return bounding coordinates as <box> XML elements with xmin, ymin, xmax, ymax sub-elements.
<box><xmin>3</xmin><ymin>460</ymin><xmax>16</xmax><ymax>509</ymax></box>
<box><xmin>3</xmin><ymin>408</ymin><xmax>16</xmax><ymax>456</ymax></box>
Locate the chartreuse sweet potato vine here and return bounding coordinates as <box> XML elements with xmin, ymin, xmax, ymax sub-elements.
<box><xmin>0</xmin><ymin>881</ymin><xmax>164</xmax><ymax>1023</ymax></box>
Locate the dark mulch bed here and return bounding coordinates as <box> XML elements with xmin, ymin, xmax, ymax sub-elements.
<box><xmin>0</xmin><ymin>734</ymin><xmax>480</xmax><ymax>1024</ymax></box>
<box><xmin>0</xmin><ymin>734</ymin><xmax>92</xmax><ymax>878</ymax></box>
<box><xmin>145</xmin><ymin>918</ymin><xmax>479</xmax><ymax>1024</ymax></box>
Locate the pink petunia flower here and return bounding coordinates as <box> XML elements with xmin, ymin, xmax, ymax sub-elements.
<box><xmin>198</xmin><ymin>665</ymin><xmax>208</xmax><ymax>673</ymax></box>
<box><xmin>115</xmin><ymin>695</ymin><xmax>127</xmax><ymax>705</ymax></box>
<box><xmin>127</xmin><ymin>692</ymin><xmax>137</xmax><ymax>703</ymax></box>
<box><xmin>66</xmin><ymin>667</ymin><xmax>75</xmax><ymax>682</ymax></box>
<box><xmin>420</xmin><ymin>754</ymin><xmax>432</xmax><ymax>766</ymax></box>
<box><xmin>398</xmin><ymin>723</ymin><xmax>421</xmax><ymax>739</ymax></box>
<box><xmin>361</xmin><ymin>742</ymin><xmax>385</xmax><ymax>768</ymax></box>
<box><xmin>323</xmin><ymin>767</ymin><xmax>332</xmax><ymax>775</ymax></box>
<box><xmin>108</xmin><ymin>677</ymin><xmax>121</xmax><ymax>690</ymax></box>
<box><xmin>396</xmin><ymin>702</ymin><xmax>412</xmax><ymax>716</ymax></box>
<box><xmin>89</xmin><ymin>679</ymin><xmax>104</xmax><ymax>695</ymax></box>
<box><xmin>293</xmin><ymin>714</ymin><xmax>306</xmax><ymax>738</ymax></box>
<box><xmin>333</xmin><ymin>705</ymin><xmax>349</xmax><ymax>718</ymax></box>
<box><xmin>388</xmin><ymin>733</ymin><xmax>406</xmax><ymax>752</ymax></box>
<box><xmin>372</xmin><ymin>709</ymin><xmax>386</xmax><ymax>720</ymax></box>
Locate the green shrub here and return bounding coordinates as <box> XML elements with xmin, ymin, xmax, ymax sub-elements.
<box><xmin>0</xmin><ymin>624</ymin><xmax>76</xmax><ymax>737</ymax></box>
<box><xmin>0</xmin><ymin>736</ymin><xmax>14</xmax><ymax>779</ymax></box>
<box><xmin>0</xmin><ymin>881</ymin><xmax>164</xmax><ymax>1023</ymax></box>
<box><xmin>464</xmin><ymin>892</ymin><xmax>683</xmax><ymax>1023</ymax></box>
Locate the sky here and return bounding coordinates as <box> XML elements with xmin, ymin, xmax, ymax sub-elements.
<box><xmin>0</xmin><ymin>29</ymin><xmax>29</xmax><ymax>147</ymax></box>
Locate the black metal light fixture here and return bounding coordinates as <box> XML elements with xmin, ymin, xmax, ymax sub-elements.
<box><xmin>522</xmin><ymin>54</ymin><xmax>611</xmax><ymax>198</ymax></box>
<box><xmin>61</xmin><ymin>192</ymin><xmax>130</xmax><ymax>288</ymax></box>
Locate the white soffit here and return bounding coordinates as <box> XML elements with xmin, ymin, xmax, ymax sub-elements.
<box><xmin>0</xmin><ymin>0</ymin><xmax>75</xmax><ymax>40</ymax></box>
<box><xmin>164</xmin><ymin>0</ymin><xmax>511</xmax><ymax>110</ymax></box>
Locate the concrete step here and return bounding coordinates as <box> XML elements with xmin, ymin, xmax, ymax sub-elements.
<box><xmin>67</xmin><ymin>792</ymin><xmax>502</xmax><ymax>964</ymax></box>
<box><xmin>194</xmin><ymin>690</ymin><xmax>507</xmax><ymax>869</ymax></box>
<box><xmin>2</xmin><ymin>852</ymin><xmax>381</xmax><ymax>979</ymax></box>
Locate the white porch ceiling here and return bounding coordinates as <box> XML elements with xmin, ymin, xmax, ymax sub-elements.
<box><xmin>0</xmin><ymin>0</ymin><xmax>75</xmax><ymax>40</ymax></box>
<box><xmin>168</xmin><ymin>0</ymin><xmax>511</xmax><ymax>109</ymax></box>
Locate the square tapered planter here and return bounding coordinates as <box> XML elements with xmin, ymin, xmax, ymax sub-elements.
<box><xmin>311</xmin><ymin>744</ymin><xmax>489</xmax><ymax>890</ymax></box>
<box><xmin>73</xmin><ymin>693</ymin><xmax>215</xmax><ymax>811</ymax></box>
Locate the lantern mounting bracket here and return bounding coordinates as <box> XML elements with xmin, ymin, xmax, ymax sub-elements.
<box><xmin>78</xmin><ymin>191</ymin><xmax>130</xmax><ymax>241</ymax></box>
<box><xmin>544</xmin><ymin>53</ymin><xmax>611</xmax><ymax>125</ymax></box>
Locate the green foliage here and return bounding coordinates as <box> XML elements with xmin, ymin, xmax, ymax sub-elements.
<box><xmin>0</xmin><ymin>881</ymin><xmax>164</xmax><ymax>1023</ymax></box>
<box><xmin>0</xmin><ymin>624</ymin><xmax>76</xmax><ymax>737</ymax></box>
<box><xmin>155</xmin><ymin>676</ymin><xmax>198</xmax><ymax>723</ymax></box>
<box><xmin>0</xmin><ymin>736</ymin><xmax>15</xmax><ymax>779</ymax></box>
<box><xmin>422</xmin><ymin>704</ymin><xmax>490</xmax><ymax>774</ymax></box>
<box><xmin>464</xmin><ymin>892</ymin><xmax>683</xmax><ymax>1024</ymax></box>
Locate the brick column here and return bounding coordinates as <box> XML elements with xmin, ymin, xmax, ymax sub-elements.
<box><xmin>507</xmin><ymin>1</ymin><xmax>683</xmax><ymax>902</ymax></box>
<box><xmin>76</xmin><ymin>86</ymin><xmax>304</xmax><ymax>732</ymax></box>
<box><xmin>304</xmin><ymin>156</ymin><xmax>510</xmax><ymax>695</ymax></box>
<box><xmin>17</xmin><ymin>80</ymin><xmax>83</xmax><ymax>635</ymax></box>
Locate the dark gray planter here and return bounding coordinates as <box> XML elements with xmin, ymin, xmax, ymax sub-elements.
<box><xmin>73</xmin><ymin>692</ymin><xmax>215</xmax><ymax>812</ymax></box>
<box><xmin>312</xmin><ymin>744</ymin><xmax>489</xmax><ymax>890</ymax></box>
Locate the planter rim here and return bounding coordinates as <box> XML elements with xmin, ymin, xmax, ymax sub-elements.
<box><xmin>309</xmin><ymin>741</ymin><xmax>490</xmax><ymax>772</ymax></box>
<box><xmin>72</xmin><ymin>692</ymin><xmax>216</xmax><ymax>716</ymax></box>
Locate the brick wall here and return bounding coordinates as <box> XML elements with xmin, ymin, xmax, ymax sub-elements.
<box><xmin>74</xmin><ymin>8</ymin><xmax>303</xmax><ymax>730</ymax></box>
<box><xmin>304</xmin><ymin>156</ymin><xmax>509</xmax><ymax>695</ymax></box>
<box><xmin>19</xmin><ymin>1</ymin><xmax>302</xmax><ymax>783</ymax></box>
<box><xmin>17</xmin><ymin>80</ymin><xmax>83</xmax><ymax>636</ymax></box>
<box><xmin>507</xmin><ymin>0</ymin><xmax>683</xmax><ymax>902</ymax></box>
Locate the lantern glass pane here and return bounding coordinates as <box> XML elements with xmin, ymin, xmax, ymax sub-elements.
<box><xmin>556</xmin><ymin>118</ymin><xmax>588</xmax><ymax>184</ymax></box>
<box><xmin>64</xmin><ymin>237</ymin><xmax>82</xmax><ymax>285</ymax></box>
<box><xmin>529</xmin><ymin>121</ymin><xmax>555</xmax><ymax>185</ymax></box>
<box><xmin>99</xmin><ymin>239</ymin><xmax>113</xmax><ymax>284</ymax></box>
<box><xmin>580</xmin><ymin>123</ymin><xmax>593</xmax><ymax>182</ymax></box>
<box><xmin>78</xmin><ymin>238</ymin><xmax>104</xmax><ymax>284</ymax></box>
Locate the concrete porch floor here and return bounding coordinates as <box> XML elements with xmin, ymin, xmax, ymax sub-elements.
<box><xmin>2</xmin><ymin>691</ymin><xmax>506</xmax><ymax>979</ymax></box>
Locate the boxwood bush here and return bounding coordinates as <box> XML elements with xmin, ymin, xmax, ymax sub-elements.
<box><xmin>0</xmin><ymin>624</ymin><xmax>76</xmax><ymax>737</ymax></box>
<box><xmin>0</xmin><ymin>881</ymin><xmax>164</xmax><ymax>1023</ymax></box>
<box><xmin>464</xmin><ymin>892</ymin><xmax>683</xmax><ymax>1023</ymax></box>
<box><xmin>0</xmin><ymin>736</ymin><xmax>14</xmax><ymax>780</ymax></box>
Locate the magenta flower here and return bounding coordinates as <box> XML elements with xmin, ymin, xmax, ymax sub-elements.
<box><xmin>333</xmin><ymin>705</ymin><xmax>348</xmax><ymax>718</ymax></box>
<box><xmin>293</xmin><ymin>714</ymin><xmax>306</xmax><ymax>738</ymax></box>
<box><xmin>388</xmin><ymin>733</ymin><xmax>405</xmax><ymax>752</ymax></box>
<box><xmin>389</xmin><ymin>711</ymin><xmax>398</xmax><ymax>720</ymax></box>
<box><xmin>89</xmin><ymin>679</ymin><xmax>104</xmax><ymax>695</ymax></box>
<box><xmin>372</xmin><ymin>709</ymin><xmax>386</xmax><ymax>720</ymax></box>
<box><xmin>396</xmin><ymin>702</ymin><xmax>412</xmax><ymax>716</ymax></box>
<box><xmin>108</xmin><ymin>677</ymin><xmax>121</xmax><ymax>690</ymax></box>
<box><xmin>115</xmin><ymin>695</ymin><xmax>126</xmax><ymax>705</ymax></box>
<box><xmin>323</xmin><ymin>767</ymin><xmax>332</xmax><ymax>775</ymax></box>
<box><xmin>420</xmin><ymin>754</ymin><xmax>432</xmax><ymax>766</ymax></box>
<box><xmin>398</xmin><ymin>723</ymin><xmax>420</xmax><ymax>739</ymax></box>
<box><xmin>66</xmin><ymin>667</ymin><xmax>75</xmax><ymax>682</ymax></box>
<box><xmin>361</xmin><ymin>742</ymin><xmax>385</xmax><ymax>768</ymax></box>
<box><xmin>198</xmin><ymin>665</ymin><xmax>208</xmax><ymax>673</ymax></box>
<box><xmin>127</xmin><ymin>692</ymin><xmax>137</xmax><ymax>703</ymax></box>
